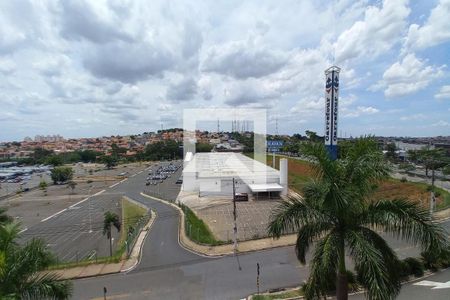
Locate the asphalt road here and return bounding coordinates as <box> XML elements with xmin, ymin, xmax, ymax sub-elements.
<box><xmin>71</xmin><ymin>164</ymin><xmax>450</xmax><ymax>300</ymax></box>
<box><xmin>351</xmin><ymin>268</ymin><xmax>450</xmax><ymax>300</ymax></box>
<box><xmin>17</xmin><ymin>158</ymin><xmax>448</xmax><ymax>299</ymax></box>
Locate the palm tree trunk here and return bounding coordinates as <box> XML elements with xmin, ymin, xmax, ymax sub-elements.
<box><xmin>336</xmin><ymin>240</ymin><xmax>348</xmax><ymax>300</ymax></box>
<box><xmin>109</xmin><ymin>229</ymin><xmax>113</xmax><ymax>257</ymax></box>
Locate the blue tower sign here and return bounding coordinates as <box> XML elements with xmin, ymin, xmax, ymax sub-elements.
<box><xmin>324</xmin><ymin>66</ymin><xmax>340</xmax><ymax>160</ymax></box>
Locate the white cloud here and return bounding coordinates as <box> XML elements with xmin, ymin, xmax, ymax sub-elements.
<box><xmin>0</xmin><ymin>0</ymin><xmax>449</xmax><ymax>140</ymax></box>
<box><xmin>0</xmin><ymin>58</ymin><xmax>16</xmax><ymax>75</ymax></box>
<box><xmin>334</xmin><ymin>0</ymin><xmax>410</xmax><ymax>63</ymax></box>
<box><xmin>404</xmin><ymin>0</ymin><xmax>450</xmax><ymax>50</ymax></box>
<box><xmin>400</xmin><ymin>113</ymin><xmax>427</xmax><ymax>121</ymax></box>
<box><xmin>202</xmin><ymin>41</ymin><xmax>289</xmax><ymax>79</ymax></box>
<box><xmin>434</xmin><ymin>85</ymin><xmax>450</xmax><ymax>99</ymax></box>
<box><xmin>431</xmin><ymin>120</ymin><xmax>450</xmax><ymax>127</ymax></box>
<box><xmin>374</xmin><ymin>53</ymin><xmax>445</xmax><ymax>98</ymax></box>
<box><xmin>342</xmin><ymin>106</ymin><xmax>379</xmax><ymax>118</ymax></box>
<box><xmin>166</xmin><ymin>77</ymin><xmax>198</xmax><ymax>103</ymax></box>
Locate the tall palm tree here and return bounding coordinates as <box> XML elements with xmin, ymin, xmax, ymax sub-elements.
<box><xmin>103</xmin><ymin>211</ymin><xmax>121</xmax><ymax>257</ymax></box>
<box><xmin>268</xmin><ymin>138</ymin><xmax>448</xmax><ymax>300</ymax></box>
<box><xmin>0</xmin><ymin>222</ymin><xmax>72</xmax><ymax>299</ymax></box>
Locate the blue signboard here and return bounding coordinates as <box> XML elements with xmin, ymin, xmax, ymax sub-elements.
<box><xmin>267</xmin><ymin>140</ymin><xmax>284</xmax><ymax>152</ymax></box>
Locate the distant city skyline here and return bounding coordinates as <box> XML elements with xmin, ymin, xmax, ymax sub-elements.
<box><xmin>1</xmin><ymin>0</ymin><xmax>449</xmax><ymax>141</ymax></box>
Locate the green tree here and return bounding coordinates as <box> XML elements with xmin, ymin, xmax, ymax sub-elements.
<box><xmin>38</xmin><ymin>180</ymin><xmax>47</xmax><ymax>190</ymax></box>
<box><xmin>196</xmin><ymin>143</ymin><xmax>213</xmax><ymax>153</ymax></box>
<box><xmin>50</xmin><ymin>167</ymin><xmax>74</xmax><ymax>184</ymax></box>
<box><xmin>0</xmin><ymin>207</ymin><xmax>12</xmax><ymax>226</ymax></box>
<box><xmin>305</xmin><ymin>130</ymin><xmax>322</xmax><ymax>142</ymax></box>
<box><xmin>78</xmin><ymin>150</ymin><xmax>101</xmax><ymax>163</ymax></box>
<box><xmin>408</xmin><ymin>148</ymin><xmax>448</xmax><ymax>177</ymax></box>
<box><xmin>103</xmin><ymin>212</ymin><xmax>121</xmax><ymax>257</ymax></box>
<box><xmin>443</xmin><ymin>165</ymin><xmax>450</xmax><ymax>175</ymax></box>
<box><xmin>385</xmin><ymin>142</ymin><xmax>397</xmax><ymax>161</ymax></box>
<box><xmin>0</xmin><ymin>222</ymin><xmax>72</xmax><ymax>299</ymax></box>
<box><xmin>46</xmin><ymin>155</ymin><xmax>63</xmax><ymax>167</ymax></box>
<box><xmin>268</xmin><ymin>138</ymin><xmax>447</xmax><ymax>300</ymax></box>
<box><xmin>32</xmin><ymin>148</ymin><xmax>53</xmax><ymax>164</ymax></box>
<box><xmin>102</xmin><ymin>155</ymin><xmax>117</xmax><ymax>169</ymax></box>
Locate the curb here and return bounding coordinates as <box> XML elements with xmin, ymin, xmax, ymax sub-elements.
<box><xmin>139</xmin><ymin>192</ymin><xmax>297</xmax><ymax>257</ymax></box>
<box><xmin>246</xmin><ymin>268</ymin><xmax>450</xmax><ymax>300</ymax></box>
<box><xmin>121</xmin><ymin>209</ymin><xmax>156</xmax><ymax>273</ymax></box>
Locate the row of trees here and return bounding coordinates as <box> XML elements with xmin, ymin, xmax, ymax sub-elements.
<box><xmin>0</xmin><ymin>208</ymin><xmax>72</xmax><ymax>299</ymax></box>
<box><xmin>268</xmin><ymin>138</ymin><xmax>448</xmax><ymax>299</ymax></box>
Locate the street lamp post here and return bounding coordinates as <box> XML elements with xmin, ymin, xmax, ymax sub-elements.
<box><xmin>88</xmin><ymin>186</ymin><xmax>93</xmax><ymax>233</ymax></box>
<box><xmin>232</xmin><ymin>177</ymin><xmax>241</xmax><ymax>270</ymax></box>
<box><xmin>430</xmin><ymin>167</ymin><xmax>436</xmax><ymax>216</ymax></box>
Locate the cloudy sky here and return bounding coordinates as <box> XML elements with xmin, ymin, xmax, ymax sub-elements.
<box><xmin>0</xmin><ymin>0</ymin><xmax>449</xmax><ymax>141</ymax></box>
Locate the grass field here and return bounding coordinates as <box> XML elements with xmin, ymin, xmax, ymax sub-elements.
<box><xmin>120</xmin><ymin>197</ymin><xmax>148</xmax><ymax>245</ymax></box>
<box><xmin>267</xmin><ymin>155</ymin><xmax>450</xmax><ymax>210</ymax></box>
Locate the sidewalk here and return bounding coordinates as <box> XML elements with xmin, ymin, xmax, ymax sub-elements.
<box><xmin>50</xmin><ymin>192</ymin><xmax>450</xmax><ymax>280</ymax></box>
<box><xmin>48</xmin><ymin>210</ymin><xmax>155</xmax><ymax>280</ymax></box>
<box><xmin>141</xmin><ymin>193</ymin><xmax>297</xmax><ymax>257</ymax></box>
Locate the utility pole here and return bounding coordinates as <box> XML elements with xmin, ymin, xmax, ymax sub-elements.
<box><xmin>232</xmin><ymin>177</ymin><xmax>241</xmax><ymax>270</ymax></box>
<box><xmin>232</xmin><ymin>178</ymin><xmax>237</xmax><ymax>252</ymax></box>
<box><xmin>256</xmin><ymin>262</ymin><xmax>260</xmax><ymax>294</ymax></box>
<box><xmin>88</xmin><ymin>186</ymin><xmax>93</xmax><ymax>233</ymax></box>
<box><xmin>430</xmin><ymin>166</ymin><xmax>436</xmax><ymax>216</ymax></box>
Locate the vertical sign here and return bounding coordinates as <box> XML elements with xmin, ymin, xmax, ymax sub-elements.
<box><xmin>324</xmin><ymin>66</ymin><xmax>340</xmax><ymax>160</ymax></box>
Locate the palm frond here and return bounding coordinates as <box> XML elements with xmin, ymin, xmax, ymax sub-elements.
<box><xmin>303</xmin><ymin>229</ymin><xmax>340</xmax><ymax>299</ymax></box>
<box><xmin>22</xmin><ymin>273</ymin><xmax>72</xmax><ymax>300</ymax></box>
<box><xmin>300</xmin><ymin>142</ymin><xmax>336</xmax><ymax>180</ymax></box>
<box><xmin>0</xmin><ymin>207</ymin><xmax>13</xmax><ymax>225</ymax></box>
<box><xmin>295</xmin><ymin>221</ymin><xmax>333</xmax><ymax>264</ymax></box>
<box><xmin>365</xmin><ymin>199</ymin><xmax>448</xmax><ymax>253</ymax></box>
<box><xmin>0</xmin><ymin>222</ymin><xmax>21</xmax><ymax>252</ymax></box>
<box><xmin>268</xmin><ymin>196</ymin><xmax>331</xmax><ymax>238</ymax></box>
<box><xmin>346</xmin><ymin>228</ymin><xmax>401</xmax><ymax>300</ymax></box>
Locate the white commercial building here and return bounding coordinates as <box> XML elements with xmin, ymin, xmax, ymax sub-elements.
<box><xmin>182</xmin><ymin>152</ymin><xmax>288</xmax><ymax>198</ymax></box>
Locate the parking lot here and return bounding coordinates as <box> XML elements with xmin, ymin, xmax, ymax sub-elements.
<box><xmin>0</xmin><ymin>162</ymin><xmax>149</xmax><ymax>262</ymax></box>
<box><xmin>143</xmin><ymin>160</ymin><xmax>183</xmax><ymax>201</ymax></box>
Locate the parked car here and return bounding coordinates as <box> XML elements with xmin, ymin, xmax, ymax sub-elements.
<box><xmin>234</xmin><ymin>193</ymin><xmax>248</xmax><ymax>201</ymax></box>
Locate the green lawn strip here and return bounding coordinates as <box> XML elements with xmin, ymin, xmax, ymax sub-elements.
<box><xmin>121</xmin><ymin>197</ymin><xmax>148</xmax><ymax>243</ymax></box>
<box><xmin>252</xmin><ymin>288</ymin><xmax>303</xmax><ymax>300</ymax></box>
<box><xmin>180</xmin><ymin>204</ymin><xmax>227</xmax><ymax>246</ymax></box>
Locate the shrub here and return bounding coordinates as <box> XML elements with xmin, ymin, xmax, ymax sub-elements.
<box><xmin>39</xmin><ymin>180</ymin><xmax>48</xmax><ymax>190</ymax></box>
<box><xmin>403</xmin><ymin>257</ymin><xmax>424</xmax><ymax>277</ymax></box>
<box><xmin>421</xmin><ymin>248</ymin><xmax>450</xmax><ymax>270</ymax></box>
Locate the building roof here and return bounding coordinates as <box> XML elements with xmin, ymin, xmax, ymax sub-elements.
<box><xmin>248</xmin><ymin>183</ymin><xmax>283</xmax><ymax>192</ymax></box>
<box><xmin>183</xmin><ymin>152</ymin><xmax>280</xmax><ymax>183</ymax></box>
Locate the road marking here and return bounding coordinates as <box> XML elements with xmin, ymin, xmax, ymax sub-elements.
<box><xmin>90</xmin><ymin>291</ymin><xmax>151</xmax><ymax>300</ymax></box>
<box><xmin>19</xmin><ymin>227</ymin><xmax>28</xmax><ymax>234</ymax></box>
<box><xmin>69</xmin><ymin>189</ymin><xmax>105</xmax><ymax>208</ymax></box>
<box><xmin>414</xmin><ymin>280</ymin><xmax>450</xmax><ymax>289</ymax></box>
<box><xmin>41</xmin><ymin>208</ymin><xmax>67</xmax><ymax>222</ymax></box>
<box><xmin>92</xmin><ymin>189</ymin><xmax>105</xmax><ymax>196</ymax></box>
<box><xmin>109</xmin><ymin>182</ymin><xmax>120</xmax><ymax>188</ymax></box>
<box><xmin>131</xmin><ymin>173</ymin><xmax>137</xmax><ymax>178</ymax></box>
